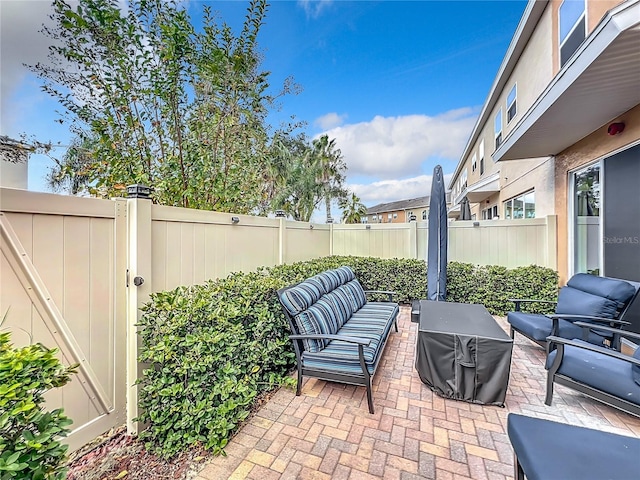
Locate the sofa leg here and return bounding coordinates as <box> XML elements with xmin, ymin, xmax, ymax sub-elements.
<box><xmin>366</xmin><ymin>380</ymin><xmax>375</xmax><ymax>414</ymax></box>
<box><xmin>394</xmin><ymin>319</ymin><xmax>398</xmax><ymax>333</ymax></box>
<box><xmin>514</xmin><ymin>453</ymin><xmax>524</xmax><ymax>480</ymax></box>
<box><xmin>296</xmin><ymin>367</ymin><xmax>303</xmax><ymax>396</ymax></box>
<box><xmin>510</xmin><ymin>327</ymin><xmax>515</xmax><ymax>340</ymax></box>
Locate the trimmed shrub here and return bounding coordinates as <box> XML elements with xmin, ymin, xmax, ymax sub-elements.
<box><xmin>136</xmin><ymin>255</ymin><xmax>558</xmax><ymax>457</ymax></box>
<box><xmin>0</xmin><ymin>330</ymin><xmax>76</xmax><ymax>480</ymax></box>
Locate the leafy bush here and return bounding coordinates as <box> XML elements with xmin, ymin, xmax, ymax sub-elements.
<box><xmin>136</xmin><ymin>255</ymin><xmax>558</xmax><ymax>457</ymax></box>
<box><xmin>0</xmin><ymin>330</ymin><xmax>76</xmax><ymax>480</ymax></box>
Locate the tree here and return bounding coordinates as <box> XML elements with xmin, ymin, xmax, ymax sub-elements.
<box><xmin>339</xmin><ymin>192</ymin><xmax>367</xmax><ymax>224</ymax></box>
<box><xmin>32</xmin><ymin>0</ymin><xmax>295</xmax><ymax>213</ymax></box>
<box><xmin>311</xmin><ymin>134</ymin><xmax>347</xmax><ymax>222</ymax></box>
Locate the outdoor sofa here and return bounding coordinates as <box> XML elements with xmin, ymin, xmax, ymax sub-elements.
<box><xmin>277</xmin><ymin>266</ymin><xmax>399</xmax><ymax>414</ymax></box>
<box><xmin>508</xmin><ymin>273</ymin><xmax>640</xmax><ymax>348</ymax></box>
<box><xmin>507</xmin><ymin>413</ymin><xmax>640</xmax><ymax>480</ymax></box>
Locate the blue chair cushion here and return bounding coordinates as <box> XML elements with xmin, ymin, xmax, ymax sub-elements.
<box><xmin>315</xmin><ymin>270</ymin><xmax>341</xmax><ymax>292</ymax></box>
<box><xmin>632</xmin><ymin>347</ymin><xmax>640</xmax><ymax>387</ymax></box>
<box><xmin>555</xmin><ymin>286</ymin><xmax>618</xmax><ymax>318</ymax></box>
<box><xmin>567</xmin><ymin>273</ymin><xmax>636</xmax><ymax>307</ymax></box>
<box><xmin>507</xmin><ymin>413</ymin><xmax>640</xmax><ymax>480</ymax></box>
<box><xmin>546</xmin><ymin>340</ymin><xmax>640</xmax><ymax>406</ymax></box>
<box><xmin>322</xmin><ymin>291</ymin><xmax>352</xmax><ymax>328</ymax></box>
<box><xmin>294</xmin><ymin>300</ymin><xmax>342</xmax><ymax>353</ymax></box>
<box><xmin>301</xmin><ymin>302</ymin><xmax>397</xmax><ymax>374</ymax></box>
<box><xmin>507</xmin><ymin>312</ymin><xmax>608</xmax><ymax>345</ymax></box>
<box><xmin>335</xmin><ymin>266</ymin><xmax>356</xmax><ymax>284</ymax></box>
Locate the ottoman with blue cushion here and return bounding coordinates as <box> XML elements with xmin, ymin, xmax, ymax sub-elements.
<box><xmin>507</xmin><ymin>413</ymin><xmax>640</xmax><ymax>480</ymax></box>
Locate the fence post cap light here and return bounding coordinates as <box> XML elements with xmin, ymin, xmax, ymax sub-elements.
<box><xmin>309</xmin><ymin>224</ymin><xmax>314</xmax><ymax>229</ymax></box>
<box><xmin>275</xmin><ymin>210</ymin><xmax>286</xmax><ymax>218</ymax></box>
<box><xmin>326</xmin><ymin>217</ymin><xmax>333</xmax><ymax>224</ymax></box>
<box><xmin>127</xmin><ymin>184</ymin><xmax>152</xmax><ymax>199</ymax></box>
<box><xmin>231</xmin><ymin>216</ymin><xmax>240</xmax><ymax>224</ymax></box>
<box><xmin>409</xmin><ymin>214</ymin><xmax>417</xmax><ymax>222</ymax></box>
<box><xmin>366</xmin><ymin>225</ymin><xmax>371</xmax><ymax>229</ymax></box>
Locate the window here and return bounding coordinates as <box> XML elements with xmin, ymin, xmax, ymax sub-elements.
<box><xmin>559</xmin><ymin>0</ymin><xmax>586</xmax><ymax>67</ymax></box>
<box><xmin>507</xmin><ymin>84</ymin><xmax>517</xmax><ymax>124</ymax></box>
<box><xmin>503</xmin><ymin>191</ymin><xmax>535</xmax><ymax>219</ymax></box>
<box><xmin>481</xmin><ymin>205</ymin><xmax>499</xmax><ymax>220</ymax></box>
<box><xmin>494</xmin><ymin>109</ymin><xmax>503</xmax><ymax>150</ymax></box>
<box><xmin>471</xmin><ymin>153</ymin><xmax>477</xmax><ymax>172</ymax></box>
<box><xmin>362</xmin><ymin>216</ymin><xmax>368</xmax><ymax>224</ymax></box>
<box><xmin>372</xmin><ymin>215</ymin><xmax>377</xmax><ymax>221</ymax></box>
<box><xmin>479</xmin><ymin>139</ymin><xmax>485</xmax><ymax>176</ymax></box>
<box><xmin>387</xmin><ymin>213</ymin><xmax>392</xmax><ymax>220</ymax></box>
<box><xmin>422</xmin><ymin>209</ymin><xmax>427</xmax><ymax>220</ymax></box>
<box><xmin>393</xmin><ymin>213</ymin><xmax>397</xmax><ymax>219</ymax></box>
<box><xmin>572</xmin><ymin>163</ymin><xmax>600</xmax><ymax>274</ymax></box>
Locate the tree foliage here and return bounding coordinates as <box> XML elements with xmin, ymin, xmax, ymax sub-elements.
<box><xmin>339</xmin><ymin>192</ymin><xmax>367</xmax><ymax>224</ymax></box>
<box><xmin>33</xmin><ymin>0</ymin><xmax>305</xmax><ymax>213</ymax></box>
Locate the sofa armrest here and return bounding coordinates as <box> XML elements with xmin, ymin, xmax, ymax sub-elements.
<box><xmin>546</xmin><ymin>335</ymin><xmax>640</xmax><ymax>366</ymax></box>
<box><xmin>364</xmin><ymin>290</ymin><xmax>395</xmax><ymax>302</ymax></box>
<box><xmin>289</xmin><ymin>334</ymin><xmax>371</xmax><ymax>346</ymax></box>
<box><xmin>509</xmin><ymin>299</ymin><xmax>557</xmax><ymax>312</ymax></box>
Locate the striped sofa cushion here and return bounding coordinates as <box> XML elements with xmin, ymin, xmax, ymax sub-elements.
<box><xmin>280</xmin><ymin>280</ymin><xmax>324</xmax><ymax>316</ymax></box>
<box><xmin>316</xmin><ymin>270</ymin><xmax>342</xmax><ymax>292</ymax></box>
<box><xmin>294</xmin><ymin>300</ymin><xmax>340</xmax><ymax>353</ymax></box>
<box><xmin>324</xmin><ymin>290</ymin><xmax>353</xmax><ymax>328</ymax></box>
<box><xmin>342</xmin><ymin>279</ymin><xmax>367</xmax><ymax>312</ymax></box>
<box><xmin>301</xmin><ymin>302</ymin><xmax>398</xmax><ymax>374</ymax></box>
<box><xmin>335</xmin><ymin>266</ymin><xmax>356</xmax><ymax>284</ymax></box>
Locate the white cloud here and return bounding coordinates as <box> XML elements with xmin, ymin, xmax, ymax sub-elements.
<box><xmin>297</xmin><ymin>0</ymin><xmax>333</xmax><ymax>19</ymax></box>
<box><xmin>314</xmin><ymin>112</ymin><xmax>347</xmax><ymax>130</ymax></box>
<box><xmin>348</xmin><ymin>173</ymin><xmax>453</xmax><ymax>207</ymax></box>
<box><xmin>320</xmin><ymin>108</ymin><xmax>477</xmax><ymax>179</ymax></box>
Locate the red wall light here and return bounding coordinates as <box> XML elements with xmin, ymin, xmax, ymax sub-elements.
<box><xmin>607</xmin><ymin>122</ymin><xmax>625</xmax><ymax>136</ymax></box>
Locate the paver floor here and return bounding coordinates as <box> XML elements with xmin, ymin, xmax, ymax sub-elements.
<box><xmin>195</xmin><ymin>306</ymin><xmax>640</xmax><ymax>479</ymax></box>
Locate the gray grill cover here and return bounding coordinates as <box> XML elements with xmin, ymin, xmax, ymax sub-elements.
<box><xmin>415</xmin><ymin>301</ymin><xmax>513</xmax><ymax>406</ymax></box>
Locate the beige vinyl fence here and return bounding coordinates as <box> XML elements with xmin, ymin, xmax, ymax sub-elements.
<box><xmin>0</xmin><ymin>187</ymin><xmax>557</xmax><ymax>452</ymax></box>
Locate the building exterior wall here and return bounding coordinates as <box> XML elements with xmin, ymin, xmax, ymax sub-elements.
<box><xmin>499</xmin><ymin>156</ymin><xmax>556</xmax><ymax>218</ymax></box>
<box><xmin>0</xmin><ymin>158</ymin><xmax>28</xmax><ymax>189</ymax></box>
<box><xmin>366</xmin><ymin>207</ymin><xmax>428</xmax><ymax>224</ymax></box>
<box><xmin>554</xmin><ymin>103</ymin><xmax>640</xmax><ymax>283</ymax></box>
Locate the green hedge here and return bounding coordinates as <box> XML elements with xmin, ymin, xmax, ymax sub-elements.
<box><xmin>136</xmin><ymin>256</ymin><xmax>558</xmax><ymax>457</ymax></box>
<box><xmin>0</xmin><ymin>329</ymin><xmax>76</xmax><ymax>480</ymax></box>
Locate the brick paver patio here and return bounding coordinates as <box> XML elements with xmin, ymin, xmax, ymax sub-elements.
<box><xmin>196</xmin><ymin>306</ymin><xmax>640</xmax><ymax>479</ymax></box>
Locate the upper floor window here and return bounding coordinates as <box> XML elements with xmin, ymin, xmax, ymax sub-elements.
<box><xmin>503</xmin><ymin>190</ymin><xmax>535</xmax><ymax>219</ymax></box>
<box><xmin>494</xmin><ymin>109</ymin><xmax>503</xmax><ymax>150</ymax></box>
<box><xmin>479</xmin><ymin>139</ymin><xmax>485</xmax><ymax>176</ymax></box>
<box><xmin>507</xmin><ymin>84</ymin><xmax>517</xmax><ymax>124</ymax></box>
<box><xmin>559</xmin><ymin>0</ymin><xmax>586</xmax><ymax>67</ymax></box>
<box><xmin>422</xmin><ymin>209</ymin><xmax>427</xmax><ymax>220</ymax></box>
<box><xmin>471</xmin><ymin>153</ymin><xmax>477</xmax><ymax>172</ymax></box>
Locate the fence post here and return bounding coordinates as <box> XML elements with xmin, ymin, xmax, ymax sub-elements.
<box><xmin>329</xmin><ymin>223</ymin><xmax>334</xmax><ymax>256</ymax></box>
<box><xmin>546</xmin><ymin>215</ymin><xmax>558</xmax><ymax>271</ymax></box>
<box><xmin>409</xmin><ymin>220</ymin><xmax>418</xmax><ymax>259</ymax></box>
<box><xmin>125</xmin><ymin>185</ymin><xmax>153</xmax><ymax>435</ymax></box>
<box><xmin>278</xmin><ymin>217</ymin><xmax>286</xmax><ymax>265</ymax></box>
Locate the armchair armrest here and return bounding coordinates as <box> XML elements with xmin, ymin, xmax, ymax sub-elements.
<box><xmin>546</xmin><ymin>335</ymin><xmax>640</xmax><ymax>366</ymax></box>
<box><xmin>289</xmin><ymin>334</ymin><xmax>371</xmax><ymax>346</ymax></box>
<box><xmin>572</xmin><ymin>322</ymin><xmax>640</xmax><ymax>342</ymax></box>
<box><xmin>364</xmin><ymin>290</ymin><xmax>395</xmax><ymax>302</ymax></box>
<box><xmin>509</xmin><ymin>298</ymin><xmax>557</xmax><ymax>312</ymax></box>
<box><xmin>546</xmin><ymin>314</ymin><xmax>630</xmax><ymax>326</ymax></box>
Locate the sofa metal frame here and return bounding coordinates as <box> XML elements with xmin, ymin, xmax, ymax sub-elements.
<box><xmin>277</xmin><ymin>287</ymin><xmax>398</xmax><ymax>414</ymax></box>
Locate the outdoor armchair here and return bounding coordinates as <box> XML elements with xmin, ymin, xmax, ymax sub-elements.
<box><xmin>545</xmin><ymin>323</ymin><xmax>640</xmax><ymax>417</ymax></box>
<box><xmin>507</xmin><ymin>273</ymin><xmax>640</xmax><ymax>348</ymax></box>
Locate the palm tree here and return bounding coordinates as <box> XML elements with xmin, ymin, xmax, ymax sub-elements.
<box><xmin>312</xmin><ymin>135</ymin><xmax>347</xmax><ymax>222</ymax></box>
<box><xmin>339</xmin><ymin>192</ymin><xmax>368</xmax><ymax>224</ymax></box>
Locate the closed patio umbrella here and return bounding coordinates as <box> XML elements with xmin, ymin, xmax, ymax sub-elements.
<box><xmin>460</xmin><ymin>196</ymin><xmax>472</xmax><ymax>220</ymax></box>
<box><xmin>427</xmin><ymin>165</ymin><xmax>447</xmax><ymax>301</ymax></box>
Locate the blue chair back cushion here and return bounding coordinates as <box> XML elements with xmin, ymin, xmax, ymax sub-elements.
<box><xmin>342</xmin><ymin>280</ymin><xmax>367</xmax><ymax>312</ymax></box>
<box><xmin>294</xmin><ymin>301</ymin><xmax>343</xmax><ymax>353</ymax></box>
<box><xmin>555</xmin><ymin>286</ymin><xmax>618</xmax><ymax>319</ymax></box>
<box><xmin>507</xmin><ymin>312</ymin><xmax>609</xmax><ymax>344</ymax></box>
<box><xmin>632</xmin><ymin>347</ymin><xmax>640</xmax><ymax>387</ymax></box>
<box><xmin>335</xmin><ymin>266</ymin><xmax>356</xmax><ymax>283</ymax></box>
<box><xmin>566</xmin><ymin>273</ymin><xmax>636</xmax><ymax>307</ymax></box>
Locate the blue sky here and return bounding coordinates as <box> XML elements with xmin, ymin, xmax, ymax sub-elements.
<box><xmin>1</xmin><ymin>0</ymin><xmax>527</xmax><ymax>217</ymax></box>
